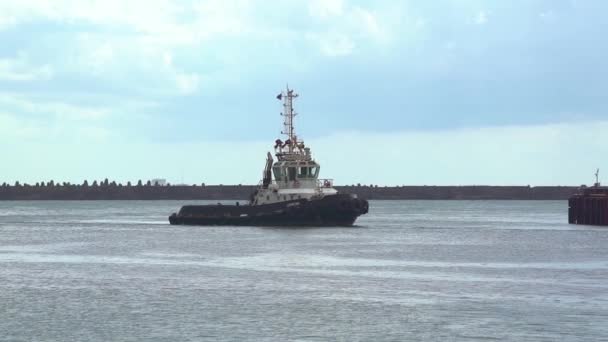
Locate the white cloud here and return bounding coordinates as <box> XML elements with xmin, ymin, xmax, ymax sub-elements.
<box><xmin>313</xmin><ymin>32</ymin><xmax>356</xmax><ymax>57</ymax></box>
<box><xmin>539</xmin><ymin>10</ymin><xmax>557</xmax><ymax>22</ymax></box>
<box><xmin>29</xmin><ymin>1</ymin><xmax>269</xmax><ymax>96</ymax></box>
<box><xmin>162</xmin><ymin>52</ymin><xmax>173</xmax><ymax>67</ymax></box>
<box><xmin>308</xmin><ymin>0</ymin><xmax>344</xmax><ymax>19</ymax></box>
<box><xmin>190</xmin><ymin>0</ymin><xmax>253</xmax><ymax>39</ymax></box>
<box><xmin>474</xmin><ymin>10</ymin><xmax>488</xmax><ymax>25</ymax></box>
<box><xmin>306</xmin><ymin>2</ymin><xmax>391</xmax><ymax>56</ymax></box>
<box><xmin>0</xmin><ymin>93</ymin><xmax>110</xmax><ymax>120</ymax></box>
<box><xmin>0</xmin><ymin>0</ymin><xmax>186</xmax><ymax>35</ymax></box>
<box><xmin>353</xmin><ymin>7</ymin><xmax>385</xmax><ymax>40</ymax></box>
<box><xmin>0</xmin><ymin>111</ymin><xmax>111</xmax><ymax>145</ymax></box>
<box><xmin>0</xmin><ymin>0</ymin><xmax>255</xmax><ymax>45</ymax></box>
<box><xmin>0</xmin><ymin>54</ymin><xmax>54</xmax><ymax>81</ymax></box>
<box><xmin>0</xmin><ymin>13</ymin><xmax>18</xmax><ymax>30</ymax></box>
<box><xmin>158</xmin><ymin>51</ymin><xmax>201</xmax><ymax>95</ymax></box>
<box><xmin>86</xmin><ymin>42</ymin><xmax>116</xmax><ymax>74</ymax></box>
<box><xmin>0</xmin><ymin>0</ymin><xmax>400</xmax><ymax>95</ymax></box>
<box><xmin>0</xmin><ymin>93</ymin><xmax>157</xmax><ymax>147</ymax></box>
<box><xmin>174</xmin><ymin>72</ymin><xmax>201</xmax><ymax>95</ymax></box>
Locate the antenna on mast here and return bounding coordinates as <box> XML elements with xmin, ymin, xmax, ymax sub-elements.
<box><xmin>277</xmin><ymin>85</ymin><xmax>299</xmax><ymax>153</ymax></box>
<box><xmin>595</xmin><ymin>168</ymin><xmax>600</xmax><ymax>187</ymax></box>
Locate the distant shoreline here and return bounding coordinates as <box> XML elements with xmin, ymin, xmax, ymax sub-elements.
<box><xmin>0</xmin><ymin>184</ymin><xmax>577</xmax><ymax>200</ymax></box>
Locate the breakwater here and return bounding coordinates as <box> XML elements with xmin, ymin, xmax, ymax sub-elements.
<box><xmin>0</xmin><ymin>182</ymin><xmax>576</xmax><ymax>200</ymax></box>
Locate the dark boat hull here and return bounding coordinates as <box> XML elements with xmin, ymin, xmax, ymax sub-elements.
<box><xmin>169</xmin><ymin>194</ymin><xmax>368</xmax><ymax>227</ymax></box>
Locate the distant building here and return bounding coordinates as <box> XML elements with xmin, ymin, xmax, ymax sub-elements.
<box><xmin>149</xmin><ymin>178</ymin><xmax>167</xmax><ymax>186</ymax></box>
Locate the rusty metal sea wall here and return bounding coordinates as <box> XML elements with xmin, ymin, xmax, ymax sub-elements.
<box><xmin>569</xmin><ymin>189</ymin><xmax>608</xmax><ymax>226</ymax></box>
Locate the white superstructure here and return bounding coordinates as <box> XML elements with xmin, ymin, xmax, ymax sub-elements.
<box><xmin>251</xmin><ymin>86</ymin><xmax>337</xmax><ymax>205</ymax></box>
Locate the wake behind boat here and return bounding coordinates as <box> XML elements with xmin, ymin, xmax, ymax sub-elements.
<box><xmin>169</xmin><ymin>86</ymin><xmax>368</xmax><ymax>226</ymax></box>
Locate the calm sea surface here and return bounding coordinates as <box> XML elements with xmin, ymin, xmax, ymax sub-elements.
<box><xmin>1</xmin><ymin>200</ymin><xmax>607</xmax><ymax>341</ymax></box>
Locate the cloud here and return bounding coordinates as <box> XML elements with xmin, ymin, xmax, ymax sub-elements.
<box><xmin>159</xmin><ymin>51</ymin><xmax>201</xmax><ymax>95</ymax></box>
<box><xmin>474</xmin><ymin>10</ymin><xmax>488</xmax><ymax>25</ymax></box>
<box><xmin>306</xmin><ymin>2</ymin><xmax>391</xmax><ymax>56</ymax></box>
<box><xmin>312</xmin><ymin>32</ymin><xmax>356</xmax><ymax>57</ymax></box>
<box><xmin>0</xmin><ymin>1</ymin><xmax>401</xmax><ymax>96</ymax></box>
<box><xmin>0</xmin><ymin>0</ymin><xmax>256</xmax><ymax>94</ymax></box>
<box><xmin>0</xmin><ymin>92</ymin><xmax>158</xmax><ymax>146</ymax></box>
<box><xmin>0</xmin><ymin>112</ymin><xmax>111</xmax><ymax>144</ymax></box>
<box><xmin>0</xmin><ymin>53</ymin><xmax>53</xmax><ymax>81</ymax></box>
<box><xmin>539</xmin><ymin>10</ymin><xmax>556</xmax><ymax>22</ymax></box>
<box><xmin>353</xmin><ymin>7</ymin><xmax>385</xmax><ymax>40</ymax></box>
<box><xmin>3</xmin><ymin>1</ymin><xmax>387</xmax><ymax>95</ymax></box>
<box><xmin>0</xmin><ymin>93</ymin><xmax>110</xmax><ymax>120</ymax></box>
<box><xmin>174</xmin><ymin>72</ymin><xmax>201</xmax><ymax>95</ymax></box>
<box><xmin>0</xmin><ymin>0</ymin><xmax>187</xmax><ymax>36</ymax></box>
<box><xmin>308</xmin><ymin>0</ymin><xmax>344</xmax><ymax>18</ymax></box>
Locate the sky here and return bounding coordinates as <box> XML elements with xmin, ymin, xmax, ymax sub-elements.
<box><xmin>1</xmin><ymin>0</ymin><xmax>607</xmax><ymax>186</ymax></box>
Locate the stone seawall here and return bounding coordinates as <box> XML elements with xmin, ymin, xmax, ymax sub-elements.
<box><xmin>0</xmin><ymin>185</ymin><xmax>577</xmax><ymax>200</ymax></box>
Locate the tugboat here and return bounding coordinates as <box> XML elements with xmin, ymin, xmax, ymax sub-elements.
<box><xmin>568</xmin><ymin>169</ymin><xmax>608</xmax><ymax>226</ymax></box>
<box><xmin>169</xmin><ymin>86</ymin><xmax>368</xmax><ymax>226</ymax></box>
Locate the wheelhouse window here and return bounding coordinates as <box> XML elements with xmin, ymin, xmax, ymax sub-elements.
<box><xmin>273</xmin><ymin>166</ymin><xmax>284</xmax><ymax>182</ymax></box>
<box><xmin>287</xmin><ymin>167</ymin><xmax>297</xmax><ymax>181</ymax></box>
<box><xmin>298</xmin><ymin>167</ymin><xmax>309</xmax><ymax>178</ymax></box>
<box><xmin>296</xmin><ymin>166</ymin><xmax>319</xmax><ymax>179</ymax></box>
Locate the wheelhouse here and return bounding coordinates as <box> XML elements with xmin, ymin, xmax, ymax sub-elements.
<box><xmin>273</xmin><ymin>161</ymin><xmax>319</xmax><ymax>182</ymax></box>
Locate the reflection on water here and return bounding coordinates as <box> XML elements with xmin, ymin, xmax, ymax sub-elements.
<box><xmin>1</xmin><ymin>200</ymin><xmax>607</xmax><ymax>341</ymax></box>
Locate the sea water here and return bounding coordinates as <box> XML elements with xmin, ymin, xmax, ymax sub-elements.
<box><xmin>1</xmin><ymin>200</ymin><xmax>607</xmax><ymax>341</ymax></box>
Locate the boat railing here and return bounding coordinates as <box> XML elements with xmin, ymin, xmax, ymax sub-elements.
<box><xmin>275</xmin><ymin>151</ymin><xmax>312</xmax><ymax>161</ymax></box>
<box><xmin>318</xmin><ymin>179</ymin><xmax>334</xmax><ymax>188</ymax></box>
<box><xmin>259</xmin><ymin>179</ymin><xmax>320</xmax><ymax>189</ymax></box>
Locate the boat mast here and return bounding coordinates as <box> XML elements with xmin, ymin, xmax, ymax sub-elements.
<box><xmin>278</xmin><ymin>86</ymin><xmax>298</xmax><ymax>154</ymax></box>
